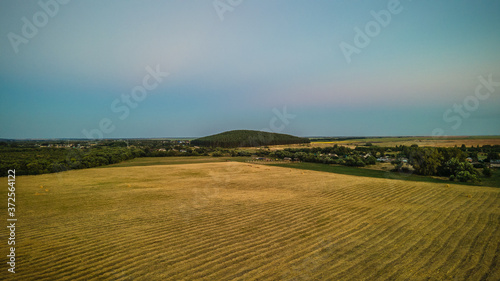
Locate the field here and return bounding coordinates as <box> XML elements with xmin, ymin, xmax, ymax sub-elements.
<box><xmin>3</xmin><ymin>157</ymin><xmax>500</xmax><ymax>280</ymax></box>
<box><xmin>270</xmin><ymin>162</ymin><xmax>500</xmax><ymax>188</ymax></box>
<box><xmin>268</xmin><ymin>136</ymin><xmax>500</xmax><ymax>150</ymax></box>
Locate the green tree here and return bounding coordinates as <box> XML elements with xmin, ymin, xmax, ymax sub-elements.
<box><xmin>482</xmin><ymin>166</ymin><xmax>492</xmax><ymax>178</ymax></box>
<box><xmin>446</xmin><ymin>157</ymin><xmax>480</xmax><ymax>183</ymax></box>
<box><xmin>487</xmin><ymin>152</ymin><xmax>499</xmax><ymax>162</ymax></box>
<box><xmin>409</xmin><ymin>148</ymin><xmax>442</xmax><ymax>176</ymax></box>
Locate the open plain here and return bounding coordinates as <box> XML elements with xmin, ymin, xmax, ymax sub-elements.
<box><xmin>4</xmin><ymin>158</ymin><xmax>500</xmax><ymax>280</ymax></box>
<box><xmin>268</xmin><ymin>136</ymin><xmax>500</xmax><ymax>150</ymax></box>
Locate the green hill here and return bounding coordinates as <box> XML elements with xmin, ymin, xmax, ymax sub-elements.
<box><xmin>190</xmin><ymin>130</ymin><xmax>310</xmax><ymax>148</ymax></box>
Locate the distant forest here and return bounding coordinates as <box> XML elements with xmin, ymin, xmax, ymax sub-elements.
<box><xmin>190</xmin><ymin>130</ymin><xmax>310</xmax><ymax>148</ymax></box>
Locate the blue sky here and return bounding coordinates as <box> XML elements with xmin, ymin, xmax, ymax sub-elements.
<box><xmin>1</xmin><ymin>0</ymin><xmax>499</xmax><ymax>139</ymax></box>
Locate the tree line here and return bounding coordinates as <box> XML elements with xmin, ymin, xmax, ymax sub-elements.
<box><xmin>0</xmin><ymin>146</ymin><xmax>145</xmax><ymax>176</ymax></box>
<box><xmin>1</xmin><ymin>140</ymin><xmax>497</xmax><ymax>182</ymax></box>
<box><xmin>268</xmin><ymin>144</ymin><xmax>497</xmax><ymax>183</ymax></box>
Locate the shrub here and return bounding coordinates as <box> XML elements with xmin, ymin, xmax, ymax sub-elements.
<box><xmin>212</xmin><ymin>151</ymin><xmax>223</xmax><ymax>157</ymax></box>
<box><xmin>483</xmin><ymin>166</ymin><xmax>492</xmax><ymax>178</ymax></box>
<box><xmin>456</xmin><ymin>171</ymin><xmax>480</xmax><ymax>183</ymax></box>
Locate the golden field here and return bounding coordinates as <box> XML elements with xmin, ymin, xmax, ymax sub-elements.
<box><xmin>2</xmin><ymin>159</ymin><xmax>500</xmax><ymax>280</ymax></box>
<box><xmin>267</xmin><ymin>136</ymin><xmax>500</xmax><ymax>150</ymax></box>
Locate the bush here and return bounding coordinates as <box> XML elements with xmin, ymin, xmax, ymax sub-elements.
<box><xmin>444</xmin><ymin>157</ymin><xmax>481</xmax><ymax>182</ymax></box>
<box><xmin>355</xmin><ymin>160</ymin><xmax>366</xmax><ymax>167</ymax></box>
<box><xmin>366</xmin><ymin>156</ymin><xmax>376</xmax><ymax>165</ymax></box>
<box><xmin>409</xmin><ymin>148</ymin><xmax>442</xmax><ymax>176</ymax></box>
<box><xmin>456</xmin><ymin>171</ymin><xmax>480</xmax><ymax>183</ymax></box>
<box><xmin>483</xmin><ymin>166</ymin><xmax>492</xmax><ymax>177</ymax></box>
<box><xmin>473</xmin><ymin>163</ymin><xmax>484</xmax><ymax>168</ymax></box>
<box><xmin>212</xmin><ymin>151</ymin><xmax>223</xmax><ymax>157</ymax></box>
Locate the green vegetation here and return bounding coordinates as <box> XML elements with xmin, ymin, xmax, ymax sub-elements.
<box><xmin>267</xmin><ymin>144</ymin><xmax>500</xmax><ymax>186</ymax></box>
<box><xmin>481</xmin><ymin>168</ymin><xmax>500</xmax><ymax>188</ymax></box>
<box><xmin>190</xmin><ymin>130</ymin><xmax>310</xmax><ymax>148</ymax></box>
<box><xmin>483</xmin><ymin>166</ymin><xmax>493</xmax><ymax>177</ymax></box>
<box><xmin>270</xmin><ymin>162</ymin><xmax>500</xmax><ymax>188</ymax></box>
<box><xmin>271</xmin><ymin>162</ymin><xmax>451</xmax><ymax>184</ymax></box>
<box><xmin>391</xmin><ymin>146</ymin><xmax>500</xmax><ymax>183</ymax></box>
<box><xmin>270</xmin><ymin>144</ymin><xmax>376</xmax><ymax>167</ymax></box>
<box><xmin>0</xmin><ymin>146</ymin><xmax>144</xmax><ymax>176</ymax></box>
<box><xmin>103</xmin><ymin>156</ymin><xmax>250</xmax><ymax>168</ymax></box>
<box><xmin>0</xmin><ymin>139</ymin><xmax>201</xmax><ymax>176</ymax></box>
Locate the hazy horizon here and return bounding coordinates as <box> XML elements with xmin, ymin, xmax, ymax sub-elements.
<box><xmin>1</xmin><ymin>1</ymin><xmax>500</xmax><ymax>139</ymax></box>
<box><xmin>3</xmin><ymin>132</ymin><xmax>500</xmax><ymax>141</ymax></box>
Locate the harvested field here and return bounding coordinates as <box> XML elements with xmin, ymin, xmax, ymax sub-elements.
<box><xmin>268</xmin><ymin>136</ymin><xmax>500</xmax><ymax>150</ymax></box>
<box><xmin>4</xmin><ymin>160</ymin><xmax>500</xmax><ymax>280</ymax></box>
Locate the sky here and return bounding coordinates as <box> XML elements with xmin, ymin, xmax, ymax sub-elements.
<box><xmin>1</xmin><ymin>0</ymin><xmax>499</xmax><ymax>139</ymax></box>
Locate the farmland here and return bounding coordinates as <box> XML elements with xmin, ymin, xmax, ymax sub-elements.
<box><xmin>4</xmin><ymin>157</ymin><xmax>500</xmax><ymax>280</ymax></box>
<box><xmin>269</xmin><ymin>136</ymin><xmax>500</xmax><ymax>150</ymax></box>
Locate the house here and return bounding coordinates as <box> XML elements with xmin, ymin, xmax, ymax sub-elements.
<box><xmin>377</xmin><ymin>157</ymin><xmax>388</xmax><ymax>162</ymax></box>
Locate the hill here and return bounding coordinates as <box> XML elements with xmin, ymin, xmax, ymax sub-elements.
<box><xmin>190</xmin><ymin>130</ymin><xmax>310</xmax><ymax>148</ymax></box>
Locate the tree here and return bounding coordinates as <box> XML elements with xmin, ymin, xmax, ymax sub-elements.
<box><xmin>446</xmin><ymin>157</ymin><xmax>480</xmax><ymax>183</ymax></box>
<box><xmin>212</xmin><ymin>151</ymin><xmax>223</xmax><ymax>157</ymax></box>
<box><xmin>487</xmin><ymin>152</ymin><xmax>500</xmax><ymax>162</ymax></box>
<box><xmin>27</xmin><ymin>161</ymin><xmax>43</xmax><ymax>174</ymax></box>
<box><xmin>456</xmin><ymin>171</ymin><xmax>479</xmax><ymax>183</ymax></box>
<box><xmin>482</xmin><ymin>166</ymin><xmax>492</xmax><ymax>178</ymax></box>
<box><xmin>409</xmin><ymin>148</ymin><xmax>442</xmax><ymax>176</ymax></box>
<box><xmin>366</xmin><ymin>155</ymin><xmax>376</xmax><ymax>165</ymax></box>
<box><xmin>391</xmin><ymin>159</ymin><xmax>404</xmax><ymax>172</ymax></box>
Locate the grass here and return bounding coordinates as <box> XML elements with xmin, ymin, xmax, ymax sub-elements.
<box><xmin>106</xmin><ymin>156</ymin><xmax>500</xmax><ymax>188</ymax></box>
<box><xmin>5</xmin><ymin>158</ymin><xmax>500</xmax><ymax>280</ymax></box>
<box><xmin>101</xmin><ymin>156</ymin><xmax>250</xmax><ymax>168</ymax></box>
<box><xmin>481</xmin><ymin>168</ymin><xmax>500</xmax><ymax>188</ymax></box>
<box><xmin>270</xmin><ymin>162</ymin><xmax>500</xmax><ymax>188</ymax></box>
